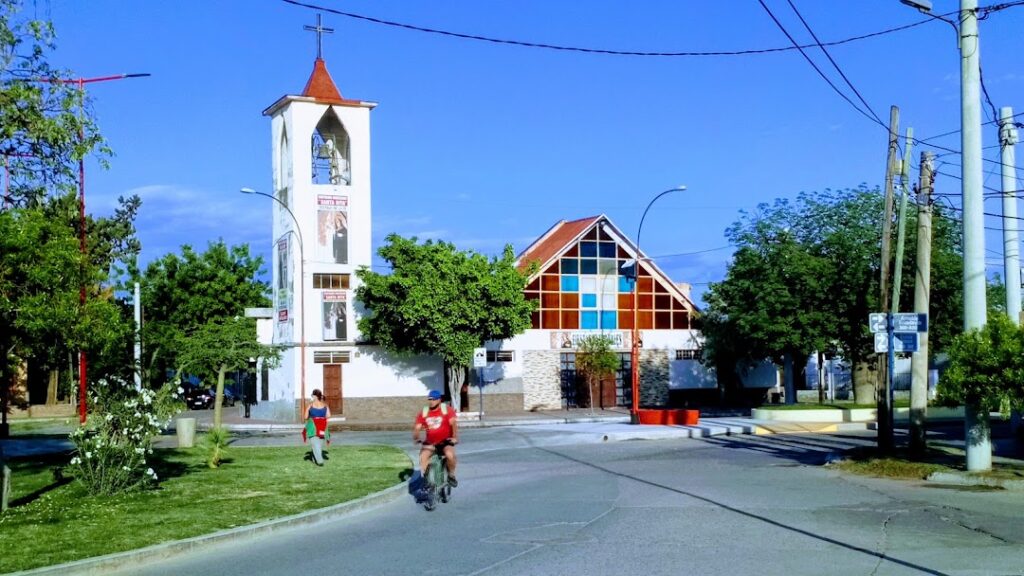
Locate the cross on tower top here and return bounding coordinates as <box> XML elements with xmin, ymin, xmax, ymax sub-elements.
<box><xmin>303</xmin><ymin>13</ymin><xmax>334</xmax><ymax>60</ymax></box>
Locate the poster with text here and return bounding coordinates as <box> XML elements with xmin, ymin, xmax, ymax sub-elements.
<box><xmin>321</xmin><ymin>291</ymin><xmax>347</xmax><ymax>341</ymax></box>
<box><xmin>316</xmin><ymin>195</ymin><xmax>349</xmax><ymax>264</ymax></box>
<box><xmin>276</xmin><ymin>237</ymin><xmax>292</xmax><ymax>322</ymax></box>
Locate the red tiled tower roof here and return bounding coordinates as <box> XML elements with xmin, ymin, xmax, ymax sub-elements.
<box><xmin>302</xmin><ymin>58</ymin><xmax>345</xmax><ymax>104</ymax></box>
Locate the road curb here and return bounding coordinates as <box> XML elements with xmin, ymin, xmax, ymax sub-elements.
<box><xmin>926</xmin><ymin>471</ymin><xmax>1024</xmax><ymax>491</ymax></box>
<box><xmin>10</xmin><ymin>482</ymin><xmax>409</xmax><ymax>576</ymax></box>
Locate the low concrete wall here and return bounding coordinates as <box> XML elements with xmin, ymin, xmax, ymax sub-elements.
<box><xmin>753</xmin><ymin>406</ymin><xmax>966</xmax><ymax>423</ymax></box>
<box><xmin>462</xmin><ymin>393</ymin><xmax>524</xmax><ymax>414</ymax></box>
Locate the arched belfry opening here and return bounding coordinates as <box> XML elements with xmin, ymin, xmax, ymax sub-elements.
<box><xmin>312</xmin><ymin>107</ymin><xmax>351</xmax><ymax>186</ymax></box>
<box><xmin>278</xmin><ymin>127</ymin><xmax>290</xmax><ymax>190</ymax></box>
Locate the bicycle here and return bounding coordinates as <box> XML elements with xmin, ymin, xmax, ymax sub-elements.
<box><xmin>421</xmin><ymin>442</ymin><xmax>452</xmax><ymax>511</ymax></box>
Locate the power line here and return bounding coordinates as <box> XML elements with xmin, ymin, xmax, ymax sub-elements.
<box><xmin>757</xmin><ymin>0</ymin><xmax>885</xmax><ymax>130</ymax></box>
<box><xmin>650</xmin><ymin>245</ymin><xmax>733</xmax><ymax>260</ymax></box>
<box><xmin>783</xmin><ymin>0</ymin><xmax>884</xmax><ymax>126</ymax></box>
<box><xmin>281</xmin><ymin>0</ymin><xmax>944</xmax><ymax>58</ymax></box>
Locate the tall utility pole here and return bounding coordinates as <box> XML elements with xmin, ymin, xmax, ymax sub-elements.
<box><xmin>999</xmin><ymin>106</ymin><xmax>1022</xmax><ymax>440</ymax></box>
<box><xmin>878</xmin><ymin>106</ymin><xmax>900</xmax><ymax>454</ymax></box>
<box><xmin>881</xmin><ymin>128</ymin><xmax>914</xmax><ymax>453</ymax></box>
<box><xmin>960</xmin><ymin>0</ymin><xmax>991</xmax><ymax>472</ymax></box>
<box><xmin>1000</xmin><ymin>107</ymin><xmax>1020</xmax><ymax>323</ymax></box>
<box><xmin>910</xmin><ymin>152</ymin><xmax>934</xmax><ymax>457</ymax></box>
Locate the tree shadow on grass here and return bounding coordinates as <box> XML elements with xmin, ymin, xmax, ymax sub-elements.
<box><xmin>7</xmin><ymin>453</ymin><xmax>73</xmax><ymax>508</ymax></box>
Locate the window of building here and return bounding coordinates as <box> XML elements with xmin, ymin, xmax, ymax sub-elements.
<box><xmin>675</xmin><ymin>349</ymin><xmax>702</xmax><ymax>360</ymax></box>
<box><xmin>486</xmin><ymin>350</ymin><xmax>514</xmax><ymax>362</ymax></box>
<box><xmin>314</xmin><ymin>350</ymin><xmax>351</xmax><ymax>363</ymax></box>
<box><xmin>531</xmin><ymin>224</ymin><xmax>695</xmax><ymax>330</ymax></box>
<box><xmin>313</xmin><ymin>273</ymin><xmax>350</xmax><ymax>289</ymax></box>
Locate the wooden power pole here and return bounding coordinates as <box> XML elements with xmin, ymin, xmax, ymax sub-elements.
<box><xmin>910</xmin><ymin>152</ymin><xmax>934</xmax><ymax>457</ymax></box>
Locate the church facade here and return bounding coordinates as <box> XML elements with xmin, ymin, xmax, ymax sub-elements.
<box><xmin>250</xmin><ymin>36</ymin><xmax>716</xmax><ymax>422</ymax></box>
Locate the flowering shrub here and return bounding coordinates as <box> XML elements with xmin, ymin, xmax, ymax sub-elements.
<box><xmin>67</xmin><ymin>381</ymin><xmax>183</xmax><ymax>496</ymax></box>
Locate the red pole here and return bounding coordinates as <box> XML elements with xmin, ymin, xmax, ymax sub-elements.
<box><xmin>631</xmin><ymin>274</ymin><xmax>640</xmax><ymax>423</ymax></box>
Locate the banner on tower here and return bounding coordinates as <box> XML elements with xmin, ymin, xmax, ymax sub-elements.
<box><xmin>316</xmin><ymin>195</ymin><xmax>348</xmax><ymax>265</ymax></box>
<box><xmin>321</xmin><ymin>291</ymin><xmax>347</xmax><ymax>341</ymax></box>
<box><xmin>276</xmin><ymin>237</ymin><xmax>292</xmax><ymax>322</ymax></box>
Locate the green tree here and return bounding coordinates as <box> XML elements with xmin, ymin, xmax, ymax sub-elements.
<box><xmin>356</xmin><ymin>235</ymin><xmax>535</xmax><ymax>409</ymax></box>
<box><xmin>175</xmin><ymin>317</ymin><xmax>280</xmax><ymax>431</ymax></box>
<box><xmin>0</xmin><ymin>207</ymin><xmax>131</xmax><ymax>429</ymax></box>
<box><xmin>704</xmin><ymin>199</ymin><xmax>831</xmax><ymax>404</ymax></box>
<box><xmin>939</xmin><ymin>313</ymin><xmax>1024</xmax><ymax>413</ymax></box>
<box><xmin>137</xmin><ymin>241</ymin><xmax>270</xmax><ymax>387</ymax></box>
<box><xmin>575</xmin><ymin>334</ymin><xmax>621</xmax><ymax>411</ymax></box>
<box><xmin>704</xmin><ymin>187</ymin><xmax>964</xmax><ymax>405</ymax></box>
<box><xmin>0</xmin><ymin>0</ymin><xmax>109</xmax><ymax>207</ymax></box>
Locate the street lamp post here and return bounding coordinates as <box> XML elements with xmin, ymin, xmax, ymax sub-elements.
<box><xmin>623</xmin><ymin>186</ymin><xmax>686</xmax><ymax>424</ymax></box>
<box><xmin>900</xmin><ymin>0</ymin><xmax>990</xmax><ymax>471</ymax></box>
<box><xmin>241</xmin><ymin>187</ymin><xmax>307</xmax><ymax>420</ymax></box>
<box><xmin>40</xmin><ymin>73</ymin><xmax>150</xmax><ymax>424</ymax></box>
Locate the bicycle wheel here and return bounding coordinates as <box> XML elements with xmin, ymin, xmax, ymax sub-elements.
<box><xmin>424</xmin><ymin>454</ymin><xmax>444</xmax><ymax>511</ymax></box>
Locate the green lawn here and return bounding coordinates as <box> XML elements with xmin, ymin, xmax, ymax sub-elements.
<box><xmin>0</xmin><ymin>444</ymin><xmax>411</xmax><ymax>573</ymax></box>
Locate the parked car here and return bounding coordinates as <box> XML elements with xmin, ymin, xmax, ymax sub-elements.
<box><xmin>183</xmin><ymin>385</ymin><xmax>236</xmax><ymax>410</ymax></box>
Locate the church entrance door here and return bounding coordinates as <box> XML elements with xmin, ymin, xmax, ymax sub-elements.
<box><xmin>323</xmin><ymin>364</ymin><xmax>343</xmax><ymax>414</ymax></box>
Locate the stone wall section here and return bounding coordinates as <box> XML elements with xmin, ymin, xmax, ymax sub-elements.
<box><xmin>640</xmin><ymin>349</ymin><xmax>670</xmax><ymax>407</ymax></box>
<box><xmin>523</xmin><ymin>350</ymin><xmax>563</xmax><ymax>410</ymax></box>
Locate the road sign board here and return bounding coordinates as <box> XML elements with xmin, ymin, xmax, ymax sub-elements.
<box><xmin>473</xmin><ymin>347</ymin><xmax>487</xmax><ymax>368</ymax></box>
<box><xmin>893</xmin><ymin>313</ymin><xmax>928</xmax><ymax>332</ymax></box>
<box><xmin>874</xmin><ymin>332</ymin><xmax>919</xmax><ymax>353</ymax></box>
<box><xmin>868</xmin><ymin>313</ymin><xmax>887</xmax><ymax>333</ymax></box>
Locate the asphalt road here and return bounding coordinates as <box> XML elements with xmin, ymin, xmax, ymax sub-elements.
<box><xmin>111</xmin><ymin>428</ymin><xmax>1024</xmax><ymax>576</ymax></box>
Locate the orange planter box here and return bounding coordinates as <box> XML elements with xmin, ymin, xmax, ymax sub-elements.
<box><xmin>636</xmin><ymin>409</ymin><xmax>700</xmax><ymax>426</ymax></box>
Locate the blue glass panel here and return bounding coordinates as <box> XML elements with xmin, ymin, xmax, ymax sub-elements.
<box><xmin>581</xmin><ymin>311</ymin><xmax>598</xmax><ymax>329</ymax></box>
<box><xmin>581</xmin><ymin>293</ymin><xmax>597</xmax><ymax>308</ymax></box>
<box><xmin>601</xmin><ymin>311</ymin><xmax>617</xmax><ymax>329</ymax></box>
<box><xmin>560</xmin><ymin>275</ymin><xmax>579</xmax><ymax>292</ymax></box>
<box><xmin>581</xmin><ymin>259</ymin><xmax>597</xmax><ymax>274</ymax></box>
<box><xmin>599</xmin><ymin>242</ymin><xmax>616</xmax><ymax>258</ymax></box>
<box><xmin>619</xmin><ymin>277</ymin><xmax>634</xmax><ymax>293</ymax></box>
<box><xmin>580</xmin><ymin>241</ymin><xmax>597</xmax><ymax>257</ymax></box>
<box><xmin>560</xmin><ymin>258</ymin><xmax>578</xmax><ymax>274</ymax></box>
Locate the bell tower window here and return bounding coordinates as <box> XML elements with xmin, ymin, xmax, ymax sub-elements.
<box><xmin>312</xmin><ymin>108</ymin><xmax>351</xmax><ymax>186</ymax></box>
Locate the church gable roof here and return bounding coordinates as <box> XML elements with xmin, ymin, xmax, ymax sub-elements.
<box><xmin>516</xmin><ymin>216</ymin><xmax>600</xmax><ymax>274</ymax></box>
<box><xmin>516</xmin><ymin>215</ymin><xmax>699</xmax><ymax>313</ymax></box>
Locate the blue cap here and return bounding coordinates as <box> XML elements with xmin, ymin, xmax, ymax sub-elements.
<box><xmin>427</xmin><ymin>390</ymin><xmax>442</xmax><ymax>400</ymax></box>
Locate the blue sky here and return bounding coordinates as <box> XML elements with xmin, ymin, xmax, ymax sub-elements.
<box><xmin>42</xmin><ymin>0</ymin><xmax>1024</xmax><ymax>306</ymax></box>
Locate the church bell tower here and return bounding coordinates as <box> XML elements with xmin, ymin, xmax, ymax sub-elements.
<box><xmin>260</xmin><ymin>14</ymin><xmax>377</xmax><ymax>419</ymax></box>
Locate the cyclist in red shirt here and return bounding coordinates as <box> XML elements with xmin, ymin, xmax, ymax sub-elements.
<box><xmin>413</xmin><ymin>389</ymin><xmax>459</xmax><ymax>487</ymax></box>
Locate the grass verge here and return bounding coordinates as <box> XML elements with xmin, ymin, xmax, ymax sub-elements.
<box><xmin>829</xmin><ymin>445</ymin><xmax>1024</xmax><ymax>481</ymax></box>
<box><xmin>0</xmin><ymin>444</ymin><xmax>410</xmax><ymax>573</ymax></box>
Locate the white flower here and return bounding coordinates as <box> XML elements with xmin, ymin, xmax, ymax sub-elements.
<box><xmin>123</xmin><ymin>466</ymin><xmax>130</xmax><ymax>471</ymax></box>
<box><xmin>105</xmin><ymin>413</ymin><xmax>113</xmax><ymax>421</ymax></box>
<box><xmin>85</xmin><ymin>451</ymin><xmax>92</xmax><ymax>459</ymax></box>
<box><xmin>70</xmin><ymin>457</ymin><xmax>81</xmax><ymax>465</ymax></box>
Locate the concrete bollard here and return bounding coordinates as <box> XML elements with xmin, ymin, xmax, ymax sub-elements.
<box><xmin>176</xmin><ymin>417</ymin><xmax>196</xmax><ymax>448</ymax></box>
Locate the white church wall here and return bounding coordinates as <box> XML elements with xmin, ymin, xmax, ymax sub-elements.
<box><xmin>344</xmin><ymin>346</ymin><xmax>444</xmax><ymax>398</ymax></box>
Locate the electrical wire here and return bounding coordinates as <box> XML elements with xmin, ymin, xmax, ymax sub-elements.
<box><xmin>783</xmin><ymin>0</ymin><xmax>884</xmax><ymax>126</ymax></box>
<box><xmin>281</xmin><ymin>0</ymin><xmax>947</xmax><ymax>58</ymax></box>
<box><xmin>757</xmin><ymin>0</ymin><xmax>885</xmax><ymax>130</ymax></box>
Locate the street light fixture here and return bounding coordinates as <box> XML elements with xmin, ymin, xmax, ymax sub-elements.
<box><xmin>622</xmin><ymin>185</ymin><xmax>686</xmax><ymax>424</ymax></box>
<box><xmin>240</xmin><ymin>187</ymin><xmax>308</xmax><ymax>420</ymax></box>
<box><xmin>37</xmin><ymin>73</ymin><xmax>151</xmax><ymax>424</ymax></box>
